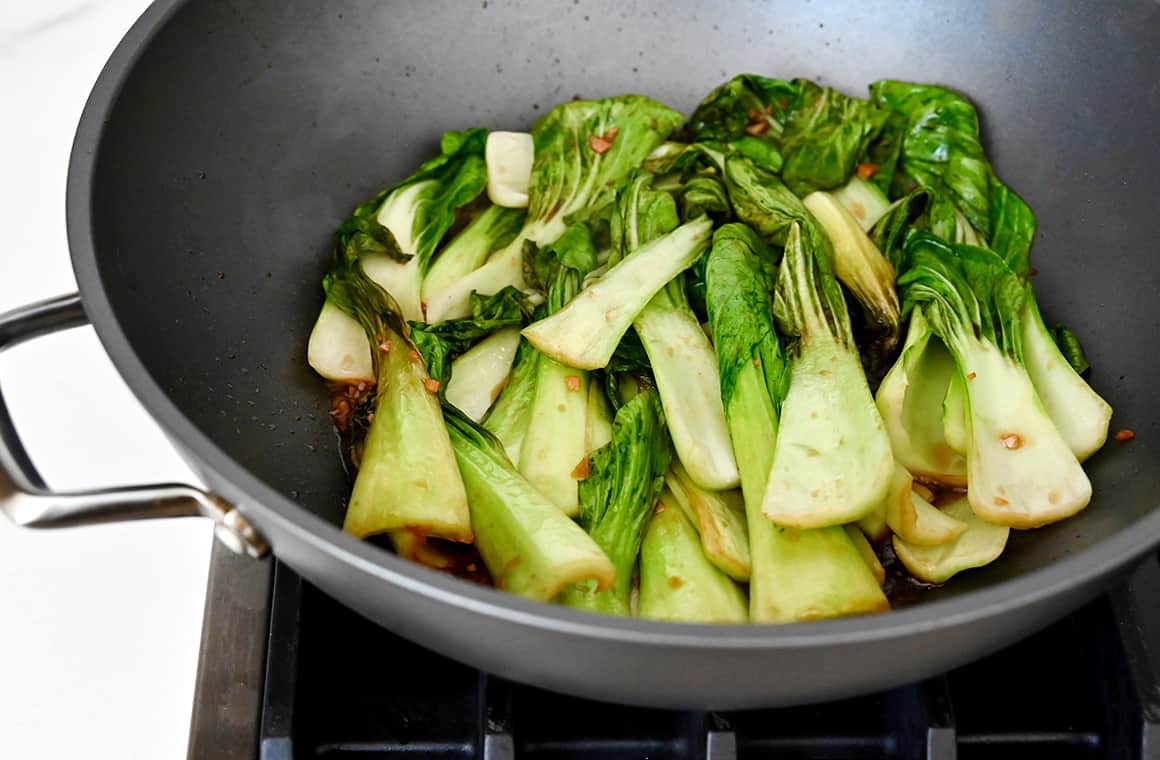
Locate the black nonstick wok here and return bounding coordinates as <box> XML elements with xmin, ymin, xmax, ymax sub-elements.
<box><xmin>2</xmin><ymin>0</ymin><xmax>1159</xmax><ymax>709</ymax></box>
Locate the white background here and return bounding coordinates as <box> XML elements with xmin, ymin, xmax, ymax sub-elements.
<box><xmin>0</xmin><ymin>2</ymin><xmax>213</xmax><ymax>758</ymax></box>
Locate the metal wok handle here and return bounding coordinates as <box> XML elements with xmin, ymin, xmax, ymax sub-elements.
<box><xmin>0</xmin><ymin>294</ymin><xmax>268</xmax><ymax>558</ymax></box>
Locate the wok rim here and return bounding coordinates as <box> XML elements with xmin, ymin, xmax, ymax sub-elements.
<box><xmin>65</xmin><ymin>0</ymin><xmax>1160</xmax><ymax>651</ymax></box>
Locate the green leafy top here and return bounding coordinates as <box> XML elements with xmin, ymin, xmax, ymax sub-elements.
<box><xmin>677</xmin><ymin>174</ymin><xmax>732</xmax><ymax>224</ymax></box>
<box><xmin>333</xmin><ymin>129</ymin><xmax>488</xmax><ymax>273</ymax></box>
<box><xmin>523</xmin><ymin>223</ymin><xmax>601</xmax><ymax>314</ymax></box>
<box><xmin>705</xmin><ymin>223</ymin><xmax>789</xmax><ymax>413</ymax></box>
<box><xmin>868</xmin><ymin>80</ymin><xmax>1038</xmax><ymax>279</ymax></box>
<box><xmin>668</xmin><ymin>168</ymin><xmax>732</xmax><ymax>322</ymax></box>
<box><xmin>578</xmin><ymin>388</ymin><xmax>672</xmax><ymax>580</ymax></box>
<box><xmin>642</xmin><ymin>141</ymin><xmax>725</xmax><ymax>177</ymax></box>
<box><xmin>897</xmin><ymin>233</ymin><xmax>1027</xmax><ymax>359</ymax></box>
<box><xmin>677</xmin><ymin>74</ymin><xmax>797</xmax><ymax>174</ymax></box>
<box><xmin>647</xmin><ymin>145</ymin><xmax>733</xmax><ymax>221</ymax></box>
<box><xmin>410</xmin><ymin>287</ymin><xmax>535</xmax><ymax>388</ymax></box>
<box><xmin>681</xmin><ymin>74</ymin><xmax>802</xmax><ymax>144</ymax></box>
<box><xmin>608</xmin><ymin>171</ymin><xmax>681</xmax><ymax>266</ymax></box>
<box><xmin>859</xmin><ymin>109</ymin><xmax>906</xmax><ymax>195</ymax></box>
<box><xmin>683</xmin><ymin>76</ymin><xmax>887</xmax><ymax>196</ymax></box>
<box><xmin>777</xmin><ymin>80</ymin><xmax>888</xmax><ymax>196</ymax></box>
<box><xmin>987</xmin><ymin>177</ymin><xmax>1037</xmax><ymax>280</ymax></box>
<box><xmin>600</xmin><ymin>330</ymin><xmax>656</xmax><ymax>411</ymax></box>
<box><xmin>869</xmin><ymin>81</ymin><xmax>992</xmax><ymax>235</ymax></box>
<box><xmin>527</xmin><ymin>95</ymin><xmax>683</xmax><ymax>228</ymax></box>
<box><xmin>723</xmin><ymin>155</ymin><xmax>816</xmax><ymax>247</ymax></box>
<box><xmin>868</xmin><ymin>188</ymin><xmax>933</xmax><ymax>270</ymax></box>
<box><xmin>1046</xmin><ymin>322</ymin><xmax>1091</xmax><ymax>375</ymax></box>
<box><xmin>719</xmin><ymin>155</ymin><xmax>853</xmax><ymax>352</ymax></box>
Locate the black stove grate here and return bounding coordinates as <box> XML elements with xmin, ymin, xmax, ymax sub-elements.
<box><xmin>258</xmin><ymin>554</ymin><xmax>1160</xmax><ymax>760</ymax></box>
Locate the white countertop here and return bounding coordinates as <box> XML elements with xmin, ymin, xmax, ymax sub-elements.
<box><xmin>0</xmin><ymin>2</ymin><xmax>213</xmax><ymax>758</ymax></box>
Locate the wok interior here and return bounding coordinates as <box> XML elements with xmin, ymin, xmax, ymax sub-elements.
<box><xmin>88</xmin><ymin>0</ymin><xmax>1160</xmax><ymax>605</ymax></box>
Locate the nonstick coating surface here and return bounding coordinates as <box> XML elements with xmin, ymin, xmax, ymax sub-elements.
<box><xmin>67</xmin><ymin>0</ymin><xmax>1160</xmax><ymax>707</ymax></box>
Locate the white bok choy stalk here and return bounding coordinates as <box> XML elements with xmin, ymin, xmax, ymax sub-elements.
<box><xmin>602</xmin><ymin>170</ymin><xmax>738</xmax><ymax>490</ymax></box>
<box><xmin>443</xmin><ymin>404</ymin><xmax>615</xmax><ymax>601</ymax></box>
<box><xmin>521</xmin><ymin>216</ymin><xmax>713</xmax><ymax>372</ymax></box>
<box><xmin>308</xmin><ymin>128</ymin><xmax>490</xmax><ymax>381</ymax></box>
<box><xmin>322</xmin><ymin>258</ymin><xmax>471</xmax><ymax>543</ymax></box>
<box><xmin>704</xmin><ymin>222</ymin><xmax>888</xmax><ymax>623</ymax></box>
<box><xmin>485</xmin><ymin>130</ymin><xmax>534</xmax><ymax>208</ymax></box>
<box><xmin>516</xmin><ymin>224</ymin><xmax>601</xmax><ymax>516</ymax></box>
<box><xmin>897</xmin><ymin>232</ymin><xmax>1092</xmax><ymax>528</ymax></box>
<box><xmin>425</xmin><ymin>96</ymin><xmax>684</xmax><ymax>323</ymax></box>
<box><xmin>638</xmin><ymin>488</ymin><xmax>749</xmax><ymax>624</ymax></box>
<box><xmin>761</xmin><ymin>220</ymin><xmax>894</xmax><ymax>529</ymax></box>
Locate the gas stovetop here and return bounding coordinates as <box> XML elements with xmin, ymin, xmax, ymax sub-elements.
<box><xmin>187</xmin><ymin>547</ymin><xmax>1160</xmax><ymax>760</ymax></box>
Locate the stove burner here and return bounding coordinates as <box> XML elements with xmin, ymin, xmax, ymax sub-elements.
<box><xmin>188</xmin><ymin>548</ymin><xmax>1160</xmax><ymax>760</ymax></box>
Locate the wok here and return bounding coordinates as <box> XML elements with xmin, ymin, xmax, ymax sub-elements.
<box><xmin>2</xmin><ymin>0</ymin><xmax>1159</xmax><ymax>709</ymax></box>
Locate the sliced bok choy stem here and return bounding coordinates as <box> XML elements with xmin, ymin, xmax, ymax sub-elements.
<box><xmin>518</xmin><ymin>359</ymin><xmax>589</xmax><ymax>515</ymax></box>
<box><xmin>751</xmin><ymin>520</ymin><xmax>891</xmax><ymax>621</ymax></box>
<box><xmin>635</xmin><ymin>295</ymin><xmax>739</xmax><ymax>489</ymax></box>
<box><xmin>893</xmin><ymin>494</ymin><xmax>1009</xmax><ymax>584</ymax></box>
<box><xmin>482</xmin><ymin>337</ymin><xmax>539</xmax><ymax>464</ymax></box>
<box><xmin>704</xmin><ymin>223</ymin><xmax>887</xmax><ymax>623</ymax></box>
<box><xmin>762</xmin><ymin>337</ymin><xmax>894</xmax><ymax>528</ymax></box>
<box><xmin>843</xmin><ymin>525</ymin><xmax>886</xmax><ymax>586</ymax></box>
<box><xmin>1020</xmin><ymin>292</ymin><xmax>1111</xmax><ymax>461</ymax></box>
<box><xmin>941</xmin><ymin>369</ymin><xmax>969</xmax><ymax>456</ymax></box>
<box><xmin>664</xmin><ymin>462</ymin><xmax>750</xmax><ymax>582</ymax></box>
<box><xmin>517</xmin><ymin>223</ymin><xmax>600</xmax><ymax>515</ymax></box>
<box><xmin>638</xmin><ymin>490</ymin><xmax>748</xmax><ymax>624</ymax></box>
<box><xmin>324</xmin><ymin>263</ymin><xmax>471</xmax><ymax>543</ymax></box>
<box><xmin>307</xmin><ymin>299</ymin><xmax>374</xmax><ymax>383</ymax></box>
<box><xmin>485</xmin><ymin>131</ymin><xmax>534</xmax><ymax>208</ymax></box>
<box><xmin>803</xmin><ymin>190</ymin><xmax>901</xmax><ymax>362</ymax></box>
<box><xmin>309</xmin><ymin>247</ymin><xmax>475</xmax><ymax>383</ymax></box>
<box><xmin>898</xmin><ymin>233</ymin><xmax>1092</xmax><ymax>529</ymax></box>
<box><xmin>761</xmin><ymin>224</ymin><xmax>893</xmax><ymax>529</ymax></box>
<box><xmin>882</xmin><ymin>464</ymin><xmax>967</xmax><ymax>546</ymax></box>
<box><xmin>522</xmin><ymin>217</ymin><xmax>713</xmax><ymax>369</ymax></box>
<box><xmin>875</xmin><ymin>307</ymin><xmax>968</xmax><ymax>487</ymax></box>
<box><xmin>584</xmin><ymin>381</ymin><xmax>614</xmax><ymax>454</ymax></box>
<box><xmin>307</xmin><ymin>253</ymin><xmax>416</xmax><ymax>381</ymax></box>
<box><xmin>424</xmin><ymin>219</ymin><xmax>562</xmax><ymax>323</ymax></box>
<box><xmin>421</xmin><ymin>205</ymin><xmax>526</xmax><ymax>306</ymax></box>
<box><xmin>444</xmin><ymin>406</ymin><xmax>614</xmax><ymax>601</ymax></box>
<box><xmin>830</xmin><ymin>175</ymin><xmax>891</xmax><ymax>231</ymax></box>
<box><xmin>444</xmin><ymin>327</ymin><xmax>522</xmax><ymax>422</ymax></box>
<box><xmin>955</xmin><ymin>337</ymin><xmax>1091</xmax><ymax>527</ymax></box>
<box><xmin>856</xmin><ymin>498</ymin><xmax>890</xmax><ymax>544</ymax></box>
<box><xmin>365</xmin><ymin>182</ymin><xmax>429</xmax><ymax>322</ymax></box>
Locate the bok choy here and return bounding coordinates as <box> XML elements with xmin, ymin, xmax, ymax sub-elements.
<box><xmin>898</xmin><ymin>234</ymin><xmax>1092</xmax><ymax>528</ymax></box>
<box><xmin>563</xmin><ymin>388</ymin><xmax>672</xmax><ymax>616</ymax></box>
<box><xmin>307</xmin><ymin>76</ymin><xmax>1115</xmax><ymax>627</ymax></box>
<box><xmin>705</xmin><ymin>223</ymin><xmax>887</xmax><ymax>622</ymax></box>
<box><xmin>425</xmin><ymin>96</ymin><xmax>683</xmax><ymax>323</ymax></box>
<box><xmin>324</xmin><ymin>260</ymin><xmax>471</xmax><ymax>542</ymax></box>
